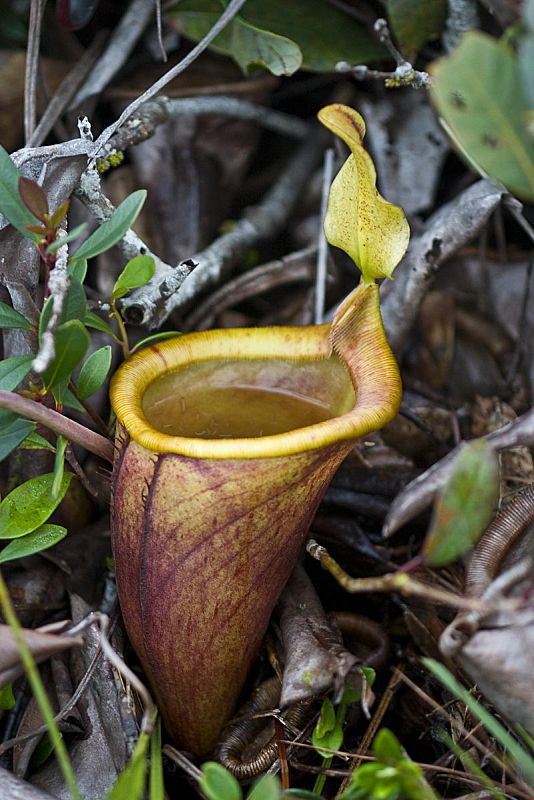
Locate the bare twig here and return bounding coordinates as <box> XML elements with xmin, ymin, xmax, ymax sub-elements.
<box><xmin>121</xmin><ymin>128</ymin><xmax>327</xmax><ymax>327</ymax></box>
<box><xmin>24</xmin><ymin>0</ymin><xmax>45</xmax><ymax>143</ymax></box>
<box><xmin>32</xmin><ymin>225</ymin><xmax>69</xmax><ymax>374</ymax></box>
<box><xmin>27</xmin><ymin>32</ymin><xmax>107</xmax><ymax>148</ymax></box>
<box><xmin>315</xmin><ymin>148</ymin><xmax>334</xmax><ymax>324</ymax></box>
<box><xmin>70</xmin><ymin>0</ymin><xmax>156</xmax><ymax>110</ymax></box>
<box><xmin>100</xmin><ymin>95</ymin><xmax>310</xmax><ymax>161</ymax></box>
<box><xmin>0</xmin><ymin>768</ymin><xmax>57</xmax><ymax>800</ymax></box>
<box><xmin>0</xmin><ymin>391</ymin><xmax>114</xmax><ymax>463</ymax></box>
<box><xmin>443</xmin><ymin>0</ymin><xmax>479</xmax><ymax>52</ymax></box>
<box><xmin>92</xmin><ymin>0</ymin><xmax>249</xmax><ymax>158</ymax></box>
<box><xmin>306</xmin><ymin>540</ymin><xmax>504</xmax><ymax>612</ymax></box>
<box><xmin>184</xmin><ymin>246</ymin><xmax>317</xmax><ymax>331</ymax></box>
<box><xmin>382</xmin><ymin>179</ymin><xmax>505</xmax><ymax>353</ymax></box>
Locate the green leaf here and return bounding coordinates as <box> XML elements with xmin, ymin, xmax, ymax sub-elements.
<box><xmin>199</xmin><ymin>762</ymin><xmax>242</xmax><ymax>800</ymax></box>
<box><xmin>422</xmin><ymin>440</ymin><xmax>499</xmax><ymax>567</ymax></box>
<box><xmin>372</xmin><ymin>729</ymin><xmax>404</xmax><ymax>764</ymax></box>
<box><xmin>0</xmin><ymin>524</ymin><xmax>67</xmax><ymax>564</ymax></box>
<box><xmin>0</xmin><ymin>145</ymin><xmax>40</xmax><ymax>239</ymax></box>
<box><xmin>423</xmin><ymin>659</ymin><xmax>534</xmax><ymax>788</ymax></box>
<box><xmin>0</xmin><ymin>684</ymin><xmax>15</xmax><ymax>710</ymax></box>
<box><xmin>0</xmin><ymin>300</ymin><xmax>33</xmax><ymax>330</ymax></box>
<box><xmin>283</xmin><ymin>792</ymin><xmax>324</xmax><ymax>799</ymax></box>
<box><xmin>131</xmin><ymin>331</ymin><xmax>182</xmax><ymax>353</ymax></box>
<box><xmin>42</xmin><ymin>320</ymin><xmax>89</xmax><ymax>393</ymax></box>
<box><xmin>106</xmin><ymin>732</ymin><xmax>149</xmax><ymax>800</ymax></box>
<box><xmin>18</xmin><ymin>176</ymin><xmax>49</xmax><ymax>221</ymax></box>
<box><xmin>387</xmin><ymin>0</ymin><xmax>447</xmax><ymax>56</ymax></box>
<box><xmin>61</xmin><ymin>387</ymin><xmax>85</xmax><ymax>413</ymax></box>
<box><xmin>51</xmin><ymin>436</ymin><xmax>68</xmax><ymax>502</ymax></box>
<box><xmin>0</xmin><ymin>414</ymin><xmax>35</xmax><ymax>462</ymax></box>
<box><xmin>46</xmin><ymin>223</ymin><xmax>88</xmax><ymax>255</ymax></box>
<box><xmin>84</xmin><ymin>310</ymin><xmax>116</xmax><ymax>337</ymax></box>
<box><xmin>68</xmin><ymin>258</ymin><xmax>88</xmax><ymax>284</ymax></box>
<box><xmin>149</xmin><ymin>721</ymin><xmax>164</xmax><ymax>800</ymax></box>
<box><xmin>71</xmin><ymin>190</ymin><xmax>147</xmax><ymax>262</ymax></box>
<box><xmin>312</xmin><ymin>698</ymin><xmax>343</xmax><ymax>758</ymax></box>
<box><xmin>19</xmin><ymin>431</ymin><xmax>55</xmax><ymax>452</ymax></box>
<box><xmin>39</xmin><ymin>278</ymin><xmax>87</xmax><ymax>339</ymax></box>
<box><xmin>77</xmin><ymin>346</ymin><xmax>112</xmax><ymax>400</ymax></box>
<box><xmin>111</xmin><ymin>255</ymin><xmax>156</xmax><ymax>301</ymax></box>
<box><xmin>248</xmin><ymin>774</ymin><xmax>281</xmax><ymax>800</ymax></box>
<box><xmin>174</xmin><ymin>0</ymin><xmax>383</xmax><ymax>73</ymax></box>
<box><xmin>178</xmin><ymin>5</ymin><xmax>302</xmax><ymax>76</ymax></box>
<box><xmin>0</xmin><ymin>355</ymin><xmax>34</xmax><ymax>391</ymax></box>
<box><xmin>429</xmin><ymin>32</ymin><xmax>534</xmax><ymax>201</ymax></box>
<box><xmin>0</xmin><ymin>472</ymin><xmax>73</xmax><ymax>539</ymax></box>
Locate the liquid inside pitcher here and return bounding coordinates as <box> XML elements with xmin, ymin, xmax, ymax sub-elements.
<box><xmin>142</xmin><ymin>356</ymin><xmax>355</xmax><ymax>439</ymax></box>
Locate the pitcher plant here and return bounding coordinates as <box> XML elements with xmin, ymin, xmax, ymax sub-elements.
<box><xmin>110</xmin><ymin>104</ymin><xmax>410</xmax><ymax>755</ymax></box>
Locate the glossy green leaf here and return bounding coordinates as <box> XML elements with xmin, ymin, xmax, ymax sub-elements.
<box><xmin>429</xmin><ymin>32</ymin><xmax>534</xmax><ymax>201</ymax></box>
<box><xmin>46</xmin><ymin>223</ymin><xmax>88</xmax><ymax>255</ymax></box>
<box><xmin>199</xmin><ymin>762</ymin><xmax>242</xmax><ymax>800</ymax></box>
<box><xmin>61</xmin><ymin>387</ymin><xmax>85</xmax><ymax>413</ymax></box>
<box><xmin>372</xmin><ymin>729</ymin><xmax>404</xmax><ymax>764</ymax></box>
<box><xmin>68</xmin><ymin>258</ymin><xmax>88</xmax><ymax>284</ymax></box>
<box><xmin>0</xmin><ymin>145</ymin><xmax>40</xmax><ymax>239</ymax></box>
<box><xmin>174</xmin><ymin>0</ymin><xmax>383</xmax><ymax>73</ymax></box>
<box><xmin>0</xmin><ymin>414</ymin><xmax>35</xmax><ymax>462</ymax></box>
<box><xmin>387</xmin><ymin>0</ymin><xmax>447</xmax><ymax>56</ymax></box>
<box><xmin>18</xmin><ymin>176</ymin><xmax>48</xmax><ymax>221</ymax></box>
<box><xmin>0</xmin><ymin>355</ymin><xmax>33</xmax><ymax>391</ymax></box>
<box><xmin>318</xmin><ymin>104</ymin><xmax>410</xmax><ymax>282</ymax></box>
<box><xmin>422</xmin><ymin>440</ymin><xmax>499</xmax><ymax>568</ymax></box>
<box><xmin>71</xmin><ymin>190</ymin><xmax>147</xmax><ymax>262</ymax></box>
<box><xmin>19</xmin><ymin>431</ymin><xmax>55</xmax><ymax>452</ymax></box>
<box><xmin>77</xmin><ymin>346</ymin><xmax>112</xmax><ymax>400</ymax></box>
<box><xmin>0</xmin><ymin>472</ymin><xmax>73</xmax><ymax>539</ymax></box>
<box><xmin>0</xmin><ymin>300</ymin><xmax>33</xmax><ymax>330</ymax></box>
<box><xmin>248</xmin><ymin>774</ymin><xmax>281</xmax><ymax>800</ymax></box>
<box><xmin>39</xmin><ymin>277</ymin><xmax>87</xmax><ymax>340</ymax></box>
<box><xmin>106</xmin><ymin>731</ymin><xmax>149</xmax><ymax>800</ymax></box>
<box><xmin>84</xmin><ymin>310</ymin><xmax>115</xmax><ymax>337</ymax></box>
<box><xmin>312</xmin><ymin>698</ymin><xmax>343</xmax><ymax>758</ymax></box>
<box><xmin>112</xmin><ymin>255</ymin><xmax>156</xmax><ymax>301</ymax></box>
<box><xmin>178</xmin><ymin>4</ymin><xmax>301</xmax><ymax>75</ymax></box>
<box><xmin>42</xmin><ymin>320</ymin><xmax>89</xmax><ymax>393</ymax></box>
<box><xmin>0</xmin><ymin>524</ymin><xmax>67</xmax><ymax>563</ymax></box>
<box><xmin>51</xmin><ymin>436</ymin><xmax>68</xmax><ymax>502</ymax></box>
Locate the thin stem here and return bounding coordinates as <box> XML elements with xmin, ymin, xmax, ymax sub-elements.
<box><xmin>306</xmin><ymin>540</ymin><xmax>497</xmax><ymax>612</ymax></box>
<box><xmin>69</xmin><ymin>379</ymin><xmax>110</xmax><ymax>436</ymax></box>
<box><xmin>0</xmin><ymin>572</ymin><xmax>81</xmax><ymax>800</ymax></box>
<box><xmin>0</xmin><ymin>391</ymin><xmax>114</xmax><ymax>463</ymax></box>
<box><xmin>110</xmin><ymin>301</ymin><xmax>131</xmax><ymax>360</ymax></box>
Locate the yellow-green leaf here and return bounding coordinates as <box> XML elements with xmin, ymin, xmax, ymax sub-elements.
<box><xmin>318</xmin><ymin>104</ymin><xmax>410</xmax><ymax>283</ymax></box>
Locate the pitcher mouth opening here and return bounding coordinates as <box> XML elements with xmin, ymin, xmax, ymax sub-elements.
<box><xmin>111</xmin><ymin>312</ymin><xmax>400</xmax><ymax>460</ymax></box>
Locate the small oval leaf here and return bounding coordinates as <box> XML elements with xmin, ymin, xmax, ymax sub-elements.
<box><xmin>42</xmin><ymin>319</ymin><xmax>89</xmax><ymax>392</ymax></box>
<box><xmin>18</xmin><ymin>176</ymin><xmax>49</xmax><ymax>221</ymax></box>
<box><xmin>0</xmin><ymin>524</ymin><xmax>67</xmax><ymax>563</ymax></box>
<box><xmin>77</xmin><ymin>346</ymin><xmax>112</xmax><ymax>400</ymax></box>
<box><xmin>72</xmin><ymin>190</ymin><xmax>147</xmax><ymax>262</ymax></box>
<box><xmin>0</xmin><ymin>355</ymin><xmax>33</xmax><ymax>391</ymax></box>
<box><xmin>0</xmin><ymin>301</ymin><xmax>33</xmax><ymax>330</ymax></box>
<box><xmin>0</xmin><ymin>472</ymin><xmax>73</xmax><ymax>539</ymax></box>
<box><xmin>112</xmin><ymin>255</ymin><xmax>156</xmax><ymax>301</ymax></box>
<box><xmin>199</xmin><ymin>762</ymin><xmax>242</xmax><ymax>800</ymax></box>
<box><xmin>0</xmin><ymin>414</ymin><xmax>35</xmax><ymax>463</ymax></box>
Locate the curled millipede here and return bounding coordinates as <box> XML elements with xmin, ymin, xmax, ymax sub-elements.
<box><xmin>331</xmin><ymin>611</ymin><xmax>390</xmax><ymax>670</ymax></box>
<box><xmin>466</xmin><ymin>483</ymin><xmax>534</xmax><ymax>597</ymax></box>
<box><xmin>216</xmin><ymin>676</ymin><xmax>313</xmax><ymax>779</ymax></box>
<box><xmin>217</xmin><ymin>612</ymin><xmax>390</xmax><ymax>777</ymax></box>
